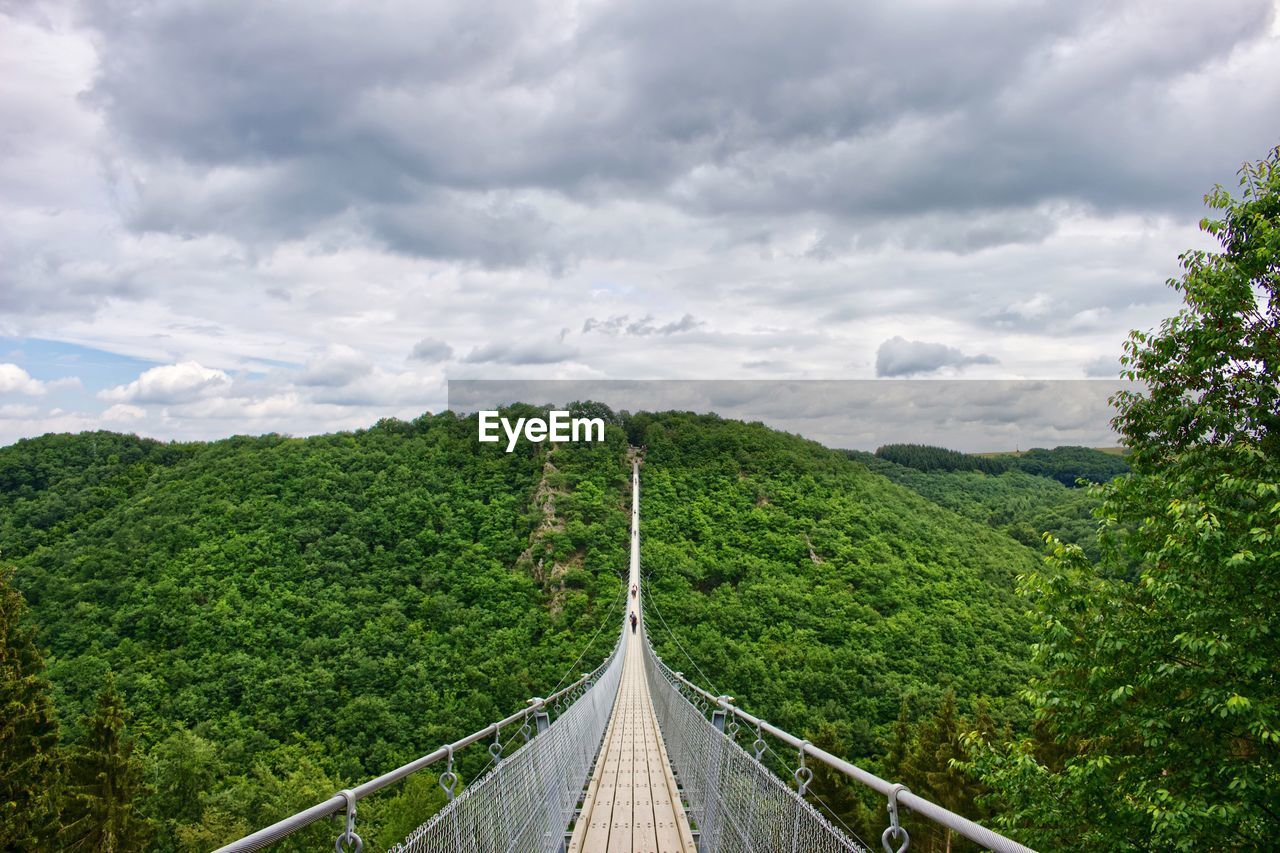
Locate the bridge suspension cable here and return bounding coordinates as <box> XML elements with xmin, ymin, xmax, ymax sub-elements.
<box><xmin>392</xmin><ymin>631</ymin><xmax>629</xmax><ymax>852</ymax></box>
<box><xmin>644</xmin><ymin>632</ymin><xmax>867</xmax><ymax>852</ymax></box>
<box><xmin>643</xmin><ymin>636</ymin><xmax>1037</xmax><ymax>853</ymax></box>
<box><xmin>214</xmin><ymin>620</ymin><xmax>627</xmax><ymax>852</ymax></box>
<box><xmin>218</xmin><ymin>456</ymin><xmax>1037</xmax><ymax>853</ymax></box>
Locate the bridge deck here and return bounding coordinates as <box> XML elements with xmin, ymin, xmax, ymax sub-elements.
<box><xmin>568</xmin><ymin>629</ymin><xmax>694</xmax><ymax>853</ymax></box>
<box><xmin>568</xmin><ymin>461</ymin><xmax>696</xmax><ymax>853</ymax></box>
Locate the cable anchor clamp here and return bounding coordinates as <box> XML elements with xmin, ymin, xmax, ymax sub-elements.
<box><xmin>881</xmin><ymin>783</ymin><xmax>910</xmax><ymax>853</ymax></box>
<box><xmin>794</xmin><ymin>741</ymin><xmax>813</xmax><ymax>796</ymax></box>
<box><xmin>334</xmin><ymin>789</ymin><xmax>363</xmax><ymax>853</ymax></box>
<box><xmin>439</xmin><ymin>745</ymin><xmax>459</xmax><ymax>801</ymax></box>
<box><xmin>489</xmin><ymin>725</ymin><xmax>504</xmax><ymax>761</ymax></box>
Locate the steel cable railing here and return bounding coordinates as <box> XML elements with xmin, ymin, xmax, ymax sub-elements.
<box><xmin>218</xmin><ymin>454</ymin><xmax>1034</xmax><ymax>853</ymax></box>
<box><xmin>641</xmin><ymin>632</ymin><xmax>869</xmax><ymax>853</ymax></box>
<box><xmin>214</xmin><ymin>624</ymin><xmax>628</xmax><ymax>853</ymax></box>
<box><xmin>642</xmin><ymin>629</ymin><xmax>1037</xmax><ymax>853</ymax></box>
<box><xmin>391</xmin><ymin>626</ymin><xmax>628</xmax><ymax>852</ymax></box>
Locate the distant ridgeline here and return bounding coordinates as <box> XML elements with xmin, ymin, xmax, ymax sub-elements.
<box><xmin>870</xmin><ymin>442</ymin><xmax>1129</xmax><ymax>486</ymax></box>
<box><xmin>847</xmin><ymin>444</ymin><xmax>1127</xmax><ymax>562</ymax></box>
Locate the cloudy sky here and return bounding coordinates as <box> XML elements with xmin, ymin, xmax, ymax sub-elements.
<box><xmin>2</xmin><ymin>0</ymin><xmax>1278</xmax><ymax>446</ymax></box>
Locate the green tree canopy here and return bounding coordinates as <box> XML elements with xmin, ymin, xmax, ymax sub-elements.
<box><xmin>0</xmin><ymin>563</ymin><xmax>61</xmax><ymax>847</ymax></box>
<box><xmin>61</xmin><ymin>675</ymin><xmax>152</xmax><ymax>851</ymax></box>
<box><xmin>973</xmin><ymin>146</ymin><xmax>1280</xmax><ymax>849</ymax></box>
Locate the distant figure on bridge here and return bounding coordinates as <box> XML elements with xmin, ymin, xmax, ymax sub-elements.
<box><xmin>631</xmin><ymin>583</ymin><xmax>637</xmax><ymax>598</ymax></box>
<box><xmin>630</xmin><ymin>612</ymin><xmax>638</xmax><ymax>633</ymax></box>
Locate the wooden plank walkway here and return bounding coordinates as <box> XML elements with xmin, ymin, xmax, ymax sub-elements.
<box><xmin>568</xmin><ymin>462</ymin><xmax>696</xmax><ymax>853</ymax></box>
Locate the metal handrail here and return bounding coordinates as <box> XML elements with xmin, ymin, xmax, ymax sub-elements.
<box><xmin>648</xmin><ymin>644</ymin><xmax>1036</xmax><ymax>853</ymax></box>
<box><xmin>214</xmin><ymin>647</ymin><xmax>618</xmax><ymax>852</ymax></box>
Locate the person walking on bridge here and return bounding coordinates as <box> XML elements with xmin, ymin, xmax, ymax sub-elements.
<box><xmin>630</xmin><ymin>612</ymin><xmax>638</xmax><ymax>633</ymax></box>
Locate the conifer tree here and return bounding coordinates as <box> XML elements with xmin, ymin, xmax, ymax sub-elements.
<box><xmin>805</xmin><ymin>722</ymin><xmax>876</xmax><ymax>844</ymax></box>
<box><xmin>60</xmin><ymin>676</ymin><xmax>151</xmax><ymax>852</ymax></box>
<box><xmin>894</xmin><ymin>692</ymin><xmax>989</xmax><ymax>853</ymax></box>
<box><xmin>0</xmin><ymin>564</ymin><xmax>61</xmax><ymax>847</ymax></box>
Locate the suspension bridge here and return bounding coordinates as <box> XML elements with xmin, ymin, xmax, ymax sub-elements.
<box><xmin>216</xmin><ymin>461</ymin><xmax>1034</xmax><ymax>853</ymax></box>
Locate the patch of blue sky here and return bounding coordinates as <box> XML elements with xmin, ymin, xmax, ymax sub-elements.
<box><xmin>0</xmin><ymin>337</ymin><xmax>157</xmax><ymax>412</ymax></box>
<box><xmin>1</xmin><ymin>336</ymin><xmax>155</xmax><ymax>384</ymax></box>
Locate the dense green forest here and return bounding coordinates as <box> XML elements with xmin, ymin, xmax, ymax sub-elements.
<box><xmin>1</xmin><ymin>414</ymin><xmax>633</xmax><ymax>849</ymax></box>
<box><xmin>2</xmin><ymin>375</ymin><xmax>1273</xmax><ymax>850</ymax></box>
<box><xmin>852</xmin><ymin>451</ymin><xmax>1108</xmax><ymax>560</ymax></box>
<box><xmin>3</xmin><ymin>407</ymin><xmax>1062</xmax><ymax>851</ymax></box>
<box><xmin>4</xmin><ymin>145</ymin><xmax>1278</xmax><ymax>849</ymax></box>
<box><xmin>5</xmin><ymin>145</ymin><xmax>1275</xmax><ymax>853</ymax></box>
<box><xmin>632</xmin><ymin>415</ymin><xmax>1043</xmax><ymax>848</ymax></box>
<box><xmin>873</xmin><ymin>442</ymin><xmax>1129</xmax><ymax>487</ymax></box>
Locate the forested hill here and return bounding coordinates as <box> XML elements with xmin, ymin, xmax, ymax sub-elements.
<box><xmin>2</xmin><ymin>413</ymin><xmax>632</xmax><ymax>849</ymax></box>
<box><xmin>850</xmin><ymin>450</ymin><xmax>1109</xmax><ymax>560</ymax></box>
<box><xmin>633</xmin><ymin>413</ymin><xmax>1041</xmax><ymax>844</ymax></box>
<box><xmin>4</xmin><ymin>410</ymin><xmax>1046</xmax><ymax>850</ymax></box>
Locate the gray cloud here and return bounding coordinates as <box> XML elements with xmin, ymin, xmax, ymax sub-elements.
<box><xmin>298</xmin><ymin>346</ymin><xmax>373</xmax><ymax>387</ymax></box>
<box><xmin>875</xmin><ymin>337</ymin><xmax>998</xmax><ymax>377</ymax></box>
<box><xmin>462</xmin><ymin>340</ymin><xmax>578</xmax><ymax>365</ymax></box>
<box><xmin>1083</xmin><ymin>355</ymin><xmax>1121</xmax><ymax>377</ymax></box>
<box><xmin>74</xmin><ymin>0</ymin><xmax>1278</xmax><ymax>265</ymax></box>
<box><xmin>1</xmin><ymin>0</ymin><xmax>1274</xmax><ymax>443</ymax></box>
<box><xmin>582</xmin><ymin>313</ymin><xmax>704</xmax><ymax>336</ymax></box>
<box><xmin>409</xmin><ymin>337</ymin><xmax>454</xmax><ymax>363</ymax></box>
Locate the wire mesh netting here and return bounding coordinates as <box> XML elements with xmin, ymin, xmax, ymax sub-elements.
<box><xmin>642</xmin><ymin>638</ymin><xmax>869</xmax><ymax>853</ymax></box>
<box><xmin>391</xmin><ymin>629</ymin><xmax>629</xmax><ymax>853</ymax></box>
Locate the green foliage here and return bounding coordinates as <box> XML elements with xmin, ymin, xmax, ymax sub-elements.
<box><xmin>873</xmin><ymin>442</ymin><xmax>1128</xmax><ymax>487</ymax></box>
<box><xmin>1010</xmin><ymin>446</ymin><xmax>1130</xmax><ymax>487</ymax></box>
<box><xmin>884</xmin><ymin>693</ymin><xmax>1001</xmax><ymax>852</ymax></box>
<box><xmin>3</xmin><ymin>411</ymin><xmax>630</xmax><ymax>850</ymax></box>
<box><xmin>875</xmin><ymin>443</ymin><xmax>1014</xmax><ymax>475</ymax></box>
<box><xmin>369</xmin><ymin>773</ymin><xmax>448</xmax><ymax>850</ymax></box>
<box><xmin>853</xmin><ymin>452</ymin><xmax>1107</xmax><ymax>560</ymax></box>
<box><xmin>142</xmin><ymin>727</ymin><xmax>221</xmax><ymax>850</ymax></box>
<box><xmin>0</xmin><ymin>564</ymin><xmax>62</xmax><ymax>847</ymax></box>
<box><xmin>972</xmin><ymin>147</ymin><xmax>1280</xmax><ymax>849</ymax></box>
<box><xmin>60</xmin><ymin>676</ymin><xmax>152</xmax><ymax>851</ymax></box>
<box><xmin>634</xmin><ymin>413</ymin><xmax>1039</xmax><ymax>842</ymax></box>
<box><xmin>0</xmin><ymin>432</ymin><xmax>195</xmax><ymax>557</ymax></box>
<box><xmin>173</xmin><ymin>746</ymin><xmax>341</xmax><ymax>852</ymax></box>
<box><xmin>805</xmin><ymin>721</ymin><xmax>877</xmax><ymax>841</ymax></box>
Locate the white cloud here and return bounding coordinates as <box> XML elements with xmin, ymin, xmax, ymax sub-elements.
<box><xmin>169</xmin><ymin>391</ymin><xmax>311</xmax><ymax>421</ymax></box>
<box><xmin>463</xmin><ymin>340</ymin><xmax>579</xmax><ymax>366</ymax></box>
<box><xmin>102</xmin><ymin>403</ymin><xmax>147</xmax><ymax>421</ymax></box>
<box><xmin>0</xmin><ymin>403</ymin><xmax>40</xmax><ymax>418</ymax></box>
<box><xmin>0</xmin><ymin>363</ymin><xmax>48</xmax><ymax>395</ymax></box>
<box><xmin>99</xmin><ymin>361</ymin><xmax>232</xmax><ymax>404</ymax></box>
<box><xmin>299</xmin><ymin>344</ymin><xmax>373</xmax><ymax>387</ymax></box>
